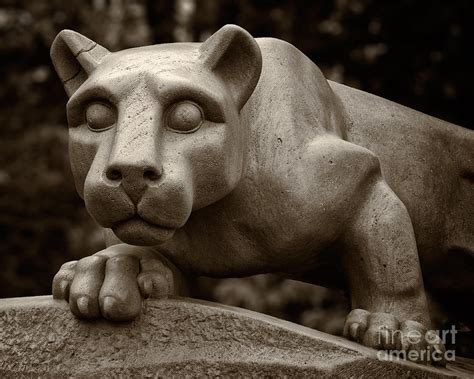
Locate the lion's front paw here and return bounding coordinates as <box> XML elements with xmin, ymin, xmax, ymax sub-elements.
<box><xmin>52</xmin><ymin>250</ymin><xmax>179</xmax><ymax>321</ymax></box>
<box><xmin>343</xmin><ymin>309</ymin><xmax>446</xmax><ymax>366</ymax></box>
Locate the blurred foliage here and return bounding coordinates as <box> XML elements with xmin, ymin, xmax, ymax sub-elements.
<box><xmin>0</xmin><ymin>0</ymin><xmax>472</xmax><ymax>338</ymax></box>
<box><xmin>196</xmin><ymin>275</ymin><xmax>349</xmax><ymax>335</ymax></box>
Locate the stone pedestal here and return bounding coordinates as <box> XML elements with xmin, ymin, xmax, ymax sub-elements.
<box><xmin>0</xmin><ymin>296</ymin><xmax>471</xmax><ymax>377</ymax></box>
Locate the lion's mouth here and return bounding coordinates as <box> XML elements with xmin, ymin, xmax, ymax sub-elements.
<box><xmin>112</xmin><ymin>215</ymin><xmax>177</xmax><ymax>246</ymax></box>
<box><xmin>113</xmin><ymin>215</ymin><xmax>175</xmax><ymax>231</ymax></box>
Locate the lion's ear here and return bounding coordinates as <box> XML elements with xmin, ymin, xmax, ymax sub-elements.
<box><xmin>199</xmin><ymin>25</ymin><xmax>262</xmax><ymax>110</ymax></box>
<box><xmin>50</xmin><ymin>30</ymin><xmax>110</xmax><ymax>97</ymax></box>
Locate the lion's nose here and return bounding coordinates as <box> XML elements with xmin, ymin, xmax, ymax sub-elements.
<box><xmin>105</xmin><ymin>164</ymin><xmax>162</xmax><ymax>183</ymax></box>
<box><xmin>105</xmin><ymin>162</ymin><xmax>162</xmax><ymax>203</ymax></box>
<box><xmin>104</xmin><ymin>109</ymin><xmax>163</xmax><ymax>201</ymax></box>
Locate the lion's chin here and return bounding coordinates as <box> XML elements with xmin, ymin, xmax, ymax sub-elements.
<box><xmin>112</xmin><ymin>217</ymin><xmax>176</xmax><ymax>246</ymax></box>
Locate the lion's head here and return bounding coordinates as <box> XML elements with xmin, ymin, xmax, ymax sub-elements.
<box><xmin>51</xmin><ymin>25</ymin><xmax>262</xmax><ymax>246</ymax></box>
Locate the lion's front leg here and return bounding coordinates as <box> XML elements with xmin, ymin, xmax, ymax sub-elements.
<box><xmin>52</xmin><ymin>244</ymin><xmax>188</xmax><ymax>321</ymax></box>
<box><xmin>342</xmin><ymin>178</ymin><xmax>445</xmax><ymax>365</ymax></box>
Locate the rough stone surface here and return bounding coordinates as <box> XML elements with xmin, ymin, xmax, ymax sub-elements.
<box><xmin>48</xmin><ymin>24</ymin><xmax>473</xmax><ymax>359</ymax></box>
<box><xmin>0</xmin><ymin>296</ymin><xmax>470</xmax><ymax>378</ymax></box>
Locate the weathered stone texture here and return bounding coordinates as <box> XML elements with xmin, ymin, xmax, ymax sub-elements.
<box><xmin>0</xmin><ymin>296</ymin><xmax>469</xmax><ymax>377</ymax></box>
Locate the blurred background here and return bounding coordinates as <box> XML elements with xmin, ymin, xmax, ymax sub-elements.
<box><xmin>0</xmin><ymin>0</ymin><xmax>473</xmax><ymax>345</ymax></box>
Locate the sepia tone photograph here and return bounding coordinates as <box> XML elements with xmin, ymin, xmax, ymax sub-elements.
<box><xmin>0</xmin><ymin>0</ymin><xmax>473</xmax><ymax>376</ymax></box>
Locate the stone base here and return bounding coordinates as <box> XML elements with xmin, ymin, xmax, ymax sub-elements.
<box><xmin>0</xmin><ymin>296</ymin><xmax>471</xmax><ymax>377</ymax></box>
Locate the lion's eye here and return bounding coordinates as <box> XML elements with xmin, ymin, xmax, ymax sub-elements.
<box><xmin>167</xmin><ymin>101</ymin><xmax>203</xmax><ymax>133</ymax></box>
<box><xmin>85</xmin><ymin>102</ymin><xmax>116</xmax><ymax>131</ymax></box>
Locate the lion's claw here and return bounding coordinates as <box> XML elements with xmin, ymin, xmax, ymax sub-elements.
<box><xmin>343</xmin><ymin>308</ymin><xmax>446</xmax><ymax>366</ymax></box>
<box><xmin>137</xmin><ymin>258</ymin><xmax>175</xmax><ymax>299</ymax></box>
<box><xmin>76</xmin><ymin>296</ymin><xmax>90</xmax><ymax>315</ymax></box>
<box><xmin>52</xmin><ymin>261</ymin><xmax>77</xmax><ymax>300</ymax></box>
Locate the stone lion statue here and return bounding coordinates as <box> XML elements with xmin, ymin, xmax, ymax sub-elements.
<box><xmin>50</xmin><ymin>24</ymin><xmax>474</xmax><ymax>364</ymax></box>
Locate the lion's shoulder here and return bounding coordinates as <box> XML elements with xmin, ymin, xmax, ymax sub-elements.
<box><xmin>241</xmin><ymin>37</ymin><xmax>346</xmax><ymax>142</ymax></box>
